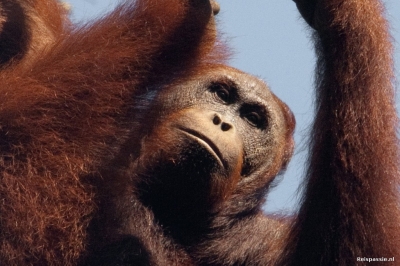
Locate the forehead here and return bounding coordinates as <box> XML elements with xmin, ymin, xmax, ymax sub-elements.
<box><xmin>155</xmin><ymin>65</ymin><xmax>280</xmax><ymax>113</ymax></box>
<box><xmin>199</xmin><ymin>66</ymin><xmax>275</xmax><ymax>105</ymax></box>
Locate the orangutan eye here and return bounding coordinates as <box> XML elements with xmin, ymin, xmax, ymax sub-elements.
<box><xmin>245</xmin><ymin>112</ymin><xmax>262</xmax><ymax>127</ymax></box>
<box><xmin>215</xmin><ymin>87</ymin><xmax>230</xmax><ymax>102</ymax></box>
<box><xmin>240</xmin><ymin>104</ymin><xmax>268</xmax><ymax>130</ymax></box>
<box><xmin>209</xmin><ymin>82</ymin><xmax>237</xmax><ymax>104</ymax></box>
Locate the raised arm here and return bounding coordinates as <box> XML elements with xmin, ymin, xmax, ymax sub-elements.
<box><xmin>282</xmin><ymin>0</ymin><xmax>400</xmax><ymax>264</ymax></box>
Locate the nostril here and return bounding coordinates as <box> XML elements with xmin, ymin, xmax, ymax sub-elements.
<box><xmin>213</xmin><ymin>115</ymin><xmax>221</xmax><ymax>125</ymax></box>
<box><xmin>221</xmin><ymin>122</ymin><xmax>232</xmax><ymax>131</ymax></box>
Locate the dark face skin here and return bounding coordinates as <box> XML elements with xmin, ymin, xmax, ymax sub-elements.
<box><xmin>130</xmin><ymin>65</ymin><xmax>294</xmax><ymax>244</ymax></box>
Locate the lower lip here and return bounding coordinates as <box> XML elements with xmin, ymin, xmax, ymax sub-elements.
<box><xmin>178</xmin><ymin>128</ymin><xmax>225</xmax><ymax>168</ymax></box>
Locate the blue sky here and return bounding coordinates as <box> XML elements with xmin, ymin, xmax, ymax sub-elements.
<box><xmin>67</xmin><ymin>0</ymin><xmax>400</xmax><ymax>214</ymax></box>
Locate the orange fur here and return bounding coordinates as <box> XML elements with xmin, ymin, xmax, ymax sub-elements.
<box><xmin>0</xmin><ymin>0</ymin><xmax>225</xmax><ymax>264</ymax></box>
<box><xmin>281</xmin><ymin>0</ymin><xmax>400</xmax><ymax>265</ymax></box>
<box><xmin>0</xmin><ymin>0</ymin><xmax>399</xmax><ymax>265</ymax></box>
